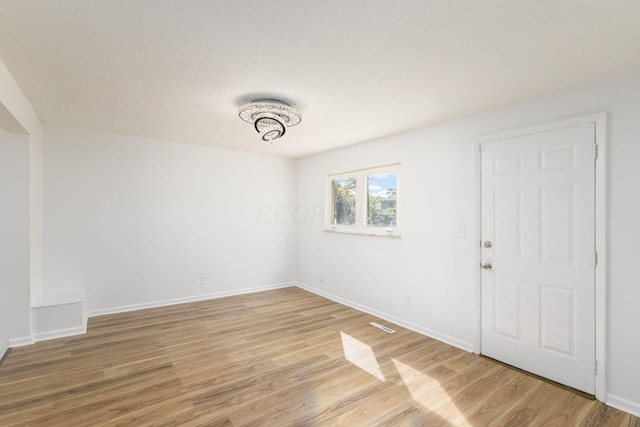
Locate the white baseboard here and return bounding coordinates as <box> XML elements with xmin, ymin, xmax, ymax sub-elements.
<box><xmin>32</xmin><ymin>290</ymin><xmax>85</xmax><ymax>308</ymax></box>
<box><xmin>295</xmin><ymin>282</ymin><xmax>474</xmax><ymax>353</ymax></box>
<box><xmin>8</xmin><ymin>283</ymin><xmax>294</xmax><ymax>348</ymax></box>
<box><xmin>9</xmin><ymin>325</ymin><xmax>88</xmax><ymax>348</ymax></box>
<box><xmin>87</xmin><ymin>282</ymin><xmax>295</xmax><ymax>318</ymax></box>
<box><xmin>32</xmin><ymin>325</ymin><xmax>87</xmax><ymax>343</ymax></box>
<box><xmin>607</xmin><ymin>394</ymin><xmax>640</xmax><ymax>418</ymax></box>
<box><xmin>9</xmin><ymin>336</ymin><xmax>35</xmax><ymax>348</ymax></box>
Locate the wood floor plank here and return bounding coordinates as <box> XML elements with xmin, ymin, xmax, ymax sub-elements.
<box><xmin>0</xmin><ymin>287</ymin><xmax>637</xmax><ymax>426</ymax></box>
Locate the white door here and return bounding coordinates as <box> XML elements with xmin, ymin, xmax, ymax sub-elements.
<box><xmin>481</xmin><ymin>123</ymin><xmax>596</xmax><ymax>394</ymax></box>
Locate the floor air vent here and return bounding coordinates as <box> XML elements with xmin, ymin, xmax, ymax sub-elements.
<box><xmin>369</xmin><ymin>322</ymin><xmax>395</xmax><ymax>333</ymax></box>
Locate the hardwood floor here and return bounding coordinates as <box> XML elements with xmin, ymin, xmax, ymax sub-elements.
<box><xmin>0</xmin><ymin>287</ymin><xmax>638</xmax><ymax>426</ymax></box>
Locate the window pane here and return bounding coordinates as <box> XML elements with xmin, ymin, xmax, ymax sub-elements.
<box><xmin>367</xmin><ymin>172</ymin><xmax>397</xmax><ymax>227</ymax></box>
<box><xmin>332</xmin><ymin>177</ymin><xmax>357</xmax><ymax>225</ymax></box>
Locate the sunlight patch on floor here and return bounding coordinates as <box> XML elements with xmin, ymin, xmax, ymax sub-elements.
<box><xmin>393</xmin><ymin>358</ymin><xmax>469</xmax><ymax>425</ymax></box>
<box><xmin>340</xmin><ymin>332</ymin><xmax>385</xmax><ymax>381</ymax></box>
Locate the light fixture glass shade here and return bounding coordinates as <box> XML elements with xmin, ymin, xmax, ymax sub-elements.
<box><xmin>239</xmin><ymin>99</ymin><xmax>301</xmax><ymax>143</ymax></box>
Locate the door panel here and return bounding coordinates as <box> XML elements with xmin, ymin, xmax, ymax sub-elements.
<box><xmin>493</xmin><ymin>278</ymin><xmax>522</xmax><ymax>340</ymax></box>
<box><xmin>481</xmin><ymin>123</ymin><xmax>595</xmax><ymax>394</ymax></box>
<box><xmin>540</xmin><ymin>284</ymin><xmax>574</xmax><ymax>356</ymax></box>
<box><xmin>540</xmin><ymin>186</ymin><xmax>574</xmax><ymax>263</ymax></box>
<box><xmin>493</xmin><ymin>189</ymin><xmax>521</xmax><ymax>259</ymax></box>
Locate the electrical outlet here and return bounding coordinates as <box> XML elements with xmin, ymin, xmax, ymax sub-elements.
<box><xmin>199</xmin><ymin>275</ymin><xmax>207</xmax><ymax>285</ymax></box>
<box><xmin>319</xmin><ymin>274</ymin><xmax>324</xmax><ymax>283</ymax></box>
<box><xmin>404</xmin><ymin>296</ymin><xmax>411</xmax><ymax>307</ymax></box>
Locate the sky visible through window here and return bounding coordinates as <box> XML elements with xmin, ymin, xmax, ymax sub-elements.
<box><xmin>368</xmin><ymin>172</ymin><xmax>397</xmax><ymax>198</ymax></box>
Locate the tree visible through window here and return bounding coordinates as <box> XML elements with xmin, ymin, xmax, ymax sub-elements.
<box><xmin>367</xmin><ymin>172</ymin><xmax>397</xmax><ymax>227</ymax></box>
<box><xmin>332</xmin><ymin>177</ymin><xmax>357</xmax><ymax>225</ymax></box>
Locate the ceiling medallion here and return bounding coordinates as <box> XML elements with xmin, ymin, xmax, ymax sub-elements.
<box><xmin>238</xmin><ymin>99</ymin><xmax>302</xmax><ymax>143</ymax></box>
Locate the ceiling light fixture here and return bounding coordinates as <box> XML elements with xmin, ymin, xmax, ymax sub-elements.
<box><xmin>238</xmin><ymin>99</ymin><xmax>302</xmax><ymax>143</ymax></box>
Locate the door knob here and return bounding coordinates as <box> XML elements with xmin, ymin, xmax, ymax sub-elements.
<box><xmin>482</xmin><ymin>262</ymin><xmax>492</xmax><ymax>270</ymax></box>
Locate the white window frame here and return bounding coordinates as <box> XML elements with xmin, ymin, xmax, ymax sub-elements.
<box><xmin>325</xmin><ymin>163</ymin><xmax>401</xmax><ymax>237</ymax></box>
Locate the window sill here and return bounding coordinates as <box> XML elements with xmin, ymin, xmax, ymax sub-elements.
<box><xmin>324</xmin><ymin>228</ymin><xmax>401</xmax><ymax>238</ymax></box>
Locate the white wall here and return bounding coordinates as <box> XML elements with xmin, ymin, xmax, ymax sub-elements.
<box><xmin>296</xmin><ymin>71</ymin><xmax>640</xmax><ymax>414</ymax></box>
<box><xmin>297</xmin><ymin>119</ymin><xmax>479</xmax><ymax>350</ymax></box>
<box><xmin>0</xmin><ymin>129</ymin><xmax>31</xmax><ymax>356</ymax></box>
<box><xmin>42</xmin><ymin>125</ymin><xmax>297</xmax><ymax>312</ymax></box>
<box><xmin>0</xmin><ymin>56</ymin><xmax>43</xmax><ymax>305</ymax></box>
<box><xmin>0</xmin><ymin>54</ymin><xmax>42</xmax><ymax>349</ymax></box>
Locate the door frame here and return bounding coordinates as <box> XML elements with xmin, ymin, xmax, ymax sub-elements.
<box><xmin>473</xmin><ymin>112</ymin><xmax>607</xmax><ymax>401</ymax></box>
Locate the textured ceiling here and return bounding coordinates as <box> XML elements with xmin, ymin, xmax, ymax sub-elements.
<box><xmin>0</xmin><ymin>1</ymin><xmax>639</xmax><ymax>158</ymax></box>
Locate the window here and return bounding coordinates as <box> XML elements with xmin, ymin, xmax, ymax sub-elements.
<box><xmin>327</xmin><ymin>163</ymin><xmax>400</xmax><ymax>237</ymax></box>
